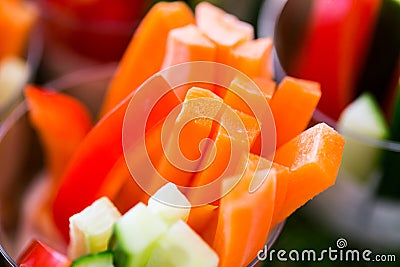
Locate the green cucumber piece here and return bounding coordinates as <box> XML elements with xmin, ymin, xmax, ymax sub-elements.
<box><xmin>68</xmin><ymin>197</ymin><xmax>121</xmax><ymax>259</ymax></box>
<box><xmin>71</xmin><ymin>251</ymin><xmax>114</xmax><ymax>267</ymax></box>
<box><xmin>147</xmin><ymin>183</ymin><xmax>191</xmax><ymax>225</ymax></box>
<box><xmin>377</xmin><ymin>83</ymin><xmax>400</xmax><ymax>199</ymax></box>
<box><xmin>146</xmin><ymin>220</ymin><xmax>219</xmax><ymax>267</ymax></box>
<box><xmin>337</xmin><ymin>92</ymin><xmax>389</xmax><ymax>181</ymax></box>
<box><xmin>113</xmin><ymin>202</ymin><xmax>169</xmax><ymax>267</ymax></box>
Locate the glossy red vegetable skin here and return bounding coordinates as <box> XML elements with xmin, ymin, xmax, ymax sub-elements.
<box><xmin>52</xmin><ymin>89</ymin><xmax>181</xmax><ymax>241</ymax></box>
<box><xmin>276</xmin><ymin>0</ymin><xmax>381</xmax><ymax>119</ymax></box>
<box><xmin>17</xmin><ymin>240</ymin><xmax>70</xmax><ymax>267</ymax></box>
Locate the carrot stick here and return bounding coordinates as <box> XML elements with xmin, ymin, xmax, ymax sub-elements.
<box><xmin>270</xmin><ymin>76</ymin><xmax>321</xmax><ymax>148</ymax></box>
<box><xmin>213</xmin><ymin>154</ymin><xmax>276</xmax><ymax>267</ymax></box>
<box><xmin>227</xmin><ymin>38</ymin><xmax>274</xmax><ymax>80</ymax></box>
<box><xmin>195</xmin><ymin>1</ymin><xmax>253</xmax><ymax>64</ymax></box>
<box><xmin>156</xmin><ymin>87</ymin><xmax>223</xmax><ymax>186</ymax></box>
<box><xmin>99</xmin><ymin>1</ymin><xmax>194</xmax><ymax>116</ymax></box>
<box><xmin>161</xmin><ymin>24</ymin><xmax>216</xmax><ymax>69</ymax></box>
<box><xmin>273</xmin><ymin>123</ymin><xmax>345</xmax><ymax>224</ymax></box>
<box><xmin>161</xmin><ymin>24</ymin><xmax>217</xmax><ymax>99</ymax></box>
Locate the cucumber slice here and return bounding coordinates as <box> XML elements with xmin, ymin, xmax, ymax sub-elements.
<box><xmin>71</xmin><ymin>251</ymin><xmax>114</xmax><ymax>267</ymax></box>
<box><xmin>146</xmin><ymin>220</ymin><xmax>219</xmax><ymax>267</ymax></box>
<box><xmin>148</xmin><ymin>183</ymin><xmax>191</xmax><ymax>225</ymax></box>
<box><xmin>377</xmin><ymin>83</ymin><xmax>400</xmax><ymax>198</ymax></box>
<box><xmin>113</xmin><ymin>202</ymin><xmax>169</xmax><ymax>267</ymax></box>
<box><xmin>68</xmin><ymin>197</ymin><xmax>121</xmax><ymax>259</ymax></box>
<box><xmin>337</xmin><ymin>93</ymin><xmax>389</xmax><ymax>181</ymax></box>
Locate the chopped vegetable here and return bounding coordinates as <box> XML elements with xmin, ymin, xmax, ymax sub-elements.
<box><xmin>148</xmin><ymin>183</ymin><xmax>191</xmax><ymax>225</ymax></box>
<box><xmin>146</xmin><ymin>220</ymin><xmax>219</xmax><ymax>267</ymax></box>
<box><xmin>213</xmin><ymin>154</ymin><xmax>276</xmax><ymax>267</ymax></box>
<box><xmin>71</xmin><ymin>251</ymin><xmax>114</xmax><ymax>267</ymax></box>
<box><xmin>68</xmin><ymin>197</ymin><xmax>121</xmax><ymax>260</ymax></box>
<box><xmin>156</xmin><ymin>87</ymin><xmax>223</xmax><ymax>187</ymax></box>
<box><xmin>195</xmin><ymin>1</ymin><xmax>254</xmax><ymax>64</ymax></box>
<box><xmin>95</xmin><ymin>154</ymin><xmax>148</xmax><ymax>214</ymax></box>
<box><xmin>269</xmin><ymin>76</ymin><xmax>321</xmax><ymax>148</ymax></box>
<box><xmin>276</xmin><ymin>0</ymin><xmax>382</xmax><ymax>119</ymax></box>
<box><xmin>190</xmin><ymin>108</ymin><xmax>260</xmax><ymax>191</ymax></box>
<box><xmin>337</xmin><ymin>92</ymin><xmax>389</xmax><ymax>181</ymax></box>
<box><xmin>25</xmin><ymin>86</ymin><xmax>93</xmax><ymax>182</ymax></box>
<box><xmin>113</xmin><ymin>202</ymin><xmax>169</xmax><ymax>267</ymax></box>
<box><xmin>161</xmin><ymin>24</ymin><xmax>217</xmax><ymax>99</ymax></box>
<box><xmin>161</xmin><ymin>24</ymin><xmax>217</xmax><ymax>69</ymax></box>
<box><xmin>100</xmin><ymin>1</ymin><xmax>195</xmax><ymax>116</ymax></box>
<box><xmin>222</xmin><ymin>76</ymin><xmax>272</xmax><ymax>117</ymax></box>
<box><xmin>17</xmin><ymin>240</ymin><xmax>70</xmax><ymax>267</ymax></box>
<box><xmin>227</xmin><ymin>38</ymin><xmax>274</xmax><ymax>80</ymax></box>
<box><xmin>273</xmin><ymin>123</ymin><xmax>345</xmax><ymax>224</ymax></box>
<box><xmin>187</xmin><ymin>204</ymin><xmax>218</xmax><ymax>234</ymax></box>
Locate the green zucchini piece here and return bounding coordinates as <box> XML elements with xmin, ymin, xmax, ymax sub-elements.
<box><xmin>113</xmin><ymin>202</ymin><xmax>169</xmax><ymax>267</ymax></box>
<box><xmin>337</xmin><ymin>92</ymin><xmax>389</xmax><ymax>181</ymax></box>
<box><xmin>146</xmin><ymin>220</ymin><xmax>219</xmax><ymax>267</ymax></box>
<box><xmin>71</xmin><ymin>251</ymin><xmax>114</xmax><ymax>267</ymax></box>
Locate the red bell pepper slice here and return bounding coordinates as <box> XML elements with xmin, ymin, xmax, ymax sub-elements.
<box><xmin>292</xmin><ymin>0</ymin><xmax>381</xmax><ymax>119</ymax></box>
<box><xmin>25</xmin><ymin>85</ymin><xmax>93</xmax><ymax>182</ymax></box>
<box><xmin>17</xmin><ymin>240</ymin><xmax>70</xmax><ymax>267</ymax></box>
<box><xmin>52</xmin><ymin>82</ymin><xmax>181</xmax><ymax>241</ymax></box>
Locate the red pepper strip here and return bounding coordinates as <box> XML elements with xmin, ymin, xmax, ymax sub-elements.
<box><xmin>25</xmin><ymin>86</ymin><xmax>93</xmax><ymax>183</ymax></box>
<box><xmin>52</xmin><ymin>83</ymin><xmax>181</xmax><ymax>241</ymax></box>
<box><xmin>292</xmin><ymin>0</ymin><xmax>381</xmax><ymax>119</ymax></box>
<box><xmin>17</xmin><ymin>239</ymin><xmax>70</xmax><ymax>267</ymax></box>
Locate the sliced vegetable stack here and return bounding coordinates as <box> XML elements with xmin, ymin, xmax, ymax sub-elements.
<box><xmin>17</xmin><ymin>1</ymin><xmax>345</xmax><ymax>267</ymax></box>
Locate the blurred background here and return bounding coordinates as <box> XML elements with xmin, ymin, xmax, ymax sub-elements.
<box><xmin>1</xmin><ymin>0</ymin><xmax>399</xmax><ymax>266</ymax></box>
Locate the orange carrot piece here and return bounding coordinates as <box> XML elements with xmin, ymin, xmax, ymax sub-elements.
<box><xmin>96</xmin><ymin>119</ymin><xmax>166</xmax><ymax>212</ymax></box>
<box><xmin>227</xmin><ymin>38</ymin><xmax>274</xmax><ymax>80</ymax></box>
<box><xmin>273</xmin><ymin>123</ymin><xmax>345</xmax><ymax>224</ymax></box>
<box><xmin>213</xmin><ymin>154</ymin><xmax>276</xmax><ymax>267</ymax></box>
<box><xmin>161</xmin><ymin>24</ymin><xmax>216</xmax><ymax>68</ymax></box>
<box><xmin>25</xmin><ymin>86</ymin><xmax>92</xmax><ymax>182</ymax></box>
<box><xmin>161</xmin><ymin>24</ymin><xmax>217</xmax><ymax>99</ymax></box>
<box><xmin>96</xmin><ymin>155</ymin><xmax>148</xmax><ymax>214</ymax></box>
<box><xmin>269</xmin><ymin>162</ymin><xmax>290</xmax><ymax>228</ymax></box>
<box><xmin>253</xmin><ymin>77</ymin><xmax>276</xmax><ymax>103</ymax></box>
<box><xmin>270</xmin><ymin>76</ymin><xmax>321</xmax><ymax>148</ymax></box>
<box><xmin>222</xmin><ymin>76</ymin><xmax>274</xmax><ymax>116</ymax></box>
<box><xmin>0</xmin><ymin>0</ymin><xmax>37</xmax><ymax>60</ymax></box>
<box><xmin>195</xmin><ymin>2</ymin><xmax>253</xmax><ymax>64</ymax></box>
<box><xmin>200</xmin><ymin>207</ymin><xmax>219</xmax><ymax>246</ymax></box>
<box><xmin>100</xmin><ymin>1</ymin><xmax>194</xmax><ymax>116</ymax></box>
<box><xmin>156</xmin><ymin>87</ymin><xmax>223</xmax><ymax>186</ymax></box>
<box><xmin>187</xmin><ymin>204</ymin><xmax>218</xmax><ymax>234</ymax></box>
<box><xmin>190</xmin><ymin>109</ymin><xmax>260</xmax><ymax>189</ymax></box>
